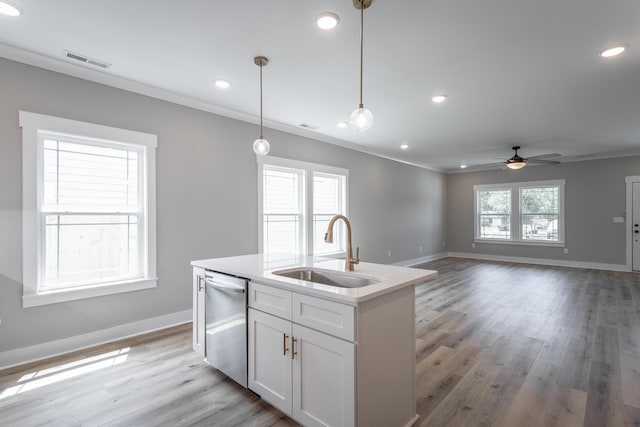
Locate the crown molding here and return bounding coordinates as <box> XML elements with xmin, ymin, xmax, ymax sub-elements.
<box><xmin>0</xmin><ymin>42</ymin><xmax>443</xmax><ymax>174</ymax></box>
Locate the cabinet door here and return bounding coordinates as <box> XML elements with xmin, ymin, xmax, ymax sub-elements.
<box><xmin>192</xmin><ymin>267</ymin><xmax>205</xmax><ymax>356</ymax></box>
<box><xmin>292</xmin><ymin>324</ymin><xmax>355</xmax><ymax>427</ymax></box>
<box><xmin>248</xmin><ymin>308</ymin><xmax>293</xmax><ymax>416</ymax></box>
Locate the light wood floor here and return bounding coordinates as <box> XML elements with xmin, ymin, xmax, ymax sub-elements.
<box><xmin>1</xmin><ymin>257</ymin><xmax>639</xmax><ymax>426</ymax></box>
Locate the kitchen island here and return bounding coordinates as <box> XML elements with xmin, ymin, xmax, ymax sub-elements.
<box><xmin>192</xmin><ymin>254</ymin><xmax>437</xmax><ymax>427</ymax></box>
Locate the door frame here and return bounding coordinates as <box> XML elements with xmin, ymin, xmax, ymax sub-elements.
<box><xmin>625</xmin><ymin>176</ymin><xmax>640</xmax><ymax>271</ymax></box>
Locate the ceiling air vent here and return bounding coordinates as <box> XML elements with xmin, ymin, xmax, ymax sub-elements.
<box><xmin>63</xmin><ymin>50</ymin><xmax>111</xmax><ymax>69</ymax></box>
<box><xmin>299</xmin><ymin>123</ymin><xmax>318</xmax><ymax>130</ymax></box>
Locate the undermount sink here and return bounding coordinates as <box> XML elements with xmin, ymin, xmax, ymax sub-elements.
<box><xmin>272</xmin><ymin>267</ymin><xmax>380</xmax><ymax>288</ymax></box>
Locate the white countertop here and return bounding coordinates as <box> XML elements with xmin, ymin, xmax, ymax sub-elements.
<box><xmin>191</xmin><ymin>253</ymin><xmax>437</xmax><ymax>304</ymax></box>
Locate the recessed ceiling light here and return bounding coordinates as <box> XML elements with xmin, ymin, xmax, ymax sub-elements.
<box><xmin>0</xmin><ymin>1</ymin><xmax>21</xmax><ymax>16</ymax></box>
<box><xmin>337</xmin><ymin>121</ymin><xmax>349</xmax><ymax>128</ymax></box>
<box><xmin>400</xmin><ymin>144</ymin><xmax>409</xmax><ymax>150</ymax></box>
<box><xmin>432</xmin><ymin>94</ymin><xmax>448</xmax><ymax>103</ymax></box>
<box><xmin>317</xmin><ymin>12</ymin><xmax>339</xmax><ymax>30</ymax></box>
<box><xmin>214</xmin><ymin>80</ymin><xmax>231</xmax><ymax>89</ymax></box>
<box><xmin>460</xmin><ymin>164</ymin><xmax>467</xmax><ymax>169</ymax></box>
<box><xmin>600</xmin><ymin>46</ymin><xmax>626</xmax><ymax>58</ymax></box>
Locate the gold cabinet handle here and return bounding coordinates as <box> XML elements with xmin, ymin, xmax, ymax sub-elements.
<box><xmin>283</xmin><ymin>333</ymin><xmax>289</xmax><ymax>356</ymax></box>
<box><xmin>291</xmin><ymin>336</ymin><xmax>298</xmax><ymax>360</ymax></box>
<box><xmin>197</xmin><ymin>276</ymin><xmax>204</xmax><ymax>292</ymax></box>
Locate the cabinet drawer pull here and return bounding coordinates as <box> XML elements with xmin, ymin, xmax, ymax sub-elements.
<box><xmin>291</xmin><ymin>336</ymin><xmax>298</xmax><ymax>360</ymax></box>
<box><xmin>283</xmin><ymin>333</ymin><xmax>289</xmax><ymax>356</ymax></box>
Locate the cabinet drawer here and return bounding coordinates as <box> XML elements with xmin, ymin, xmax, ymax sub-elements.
<box><xmin>249</xmin><ymin>282</ymin><xmax>292</xmax><ymax>320</ymax></box>
<box><xmin>293</xmin><ymin>294</ymin><xmax>355</xmax><ymax>342</ymax></box>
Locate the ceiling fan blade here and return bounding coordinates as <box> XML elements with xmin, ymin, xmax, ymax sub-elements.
<box><xmin>458</xmin><ymin>162</ymin><xmax>506</xmax><ymax>172</ymax></box>
<box><xmin>527</xmin><ymin>153</ymin><xmax>561</xmax><ymax>160</ymax></box>
<box><xmin>528</xmin><ymin>159</ymin><xmax>560</xmax><ymax>165</ymax></box>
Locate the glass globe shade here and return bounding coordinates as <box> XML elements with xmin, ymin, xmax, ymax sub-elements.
<box><xmin>506</xmin><ymin>161</ymin><xmax>526</xmax><ymax>170</ymax></box>
<box><xmin>349</xmin><ymin>107</ymin><xmax>373</xmax><ymax>132</ymax></box>
<box><xmin>253</xmin><ymin>138</ymin><xmax>270</xmax><ymax>156</ymax></box>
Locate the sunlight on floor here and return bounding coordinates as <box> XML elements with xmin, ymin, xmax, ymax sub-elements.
<box><xmin>0</xmin><ymin>347</ymin><xmax>130</xmax><ymax>400</ymax></box>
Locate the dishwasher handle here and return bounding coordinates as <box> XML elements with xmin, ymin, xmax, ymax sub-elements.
<box><xmin>204</xmin><ymin>278</ymin><xmax>246</xmax><ymax>294</ymax></box>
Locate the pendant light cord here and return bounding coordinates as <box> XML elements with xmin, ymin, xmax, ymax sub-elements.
<box><xmin>259</xmin><ymin>63</ymin><xmax>264</xmax><ymax>139</ymax></box>
<box><xmin>359</xmin><ymin>0</ymin><xmax>364</xmax><ymax>108</ymax></box>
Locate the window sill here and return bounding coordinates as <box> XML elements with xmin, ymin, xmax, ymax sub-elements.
<box><xmin>314</xmin><ymin>251</ymin><xmax>347</xmax><ymax>259</ymax></box>
<box><xmin>474</xmin><ymin>239</ymin><xmax>565</xmax><ymax>248</ymax></box>
<box><xmin>22</xmin><ymin>277</ymin><xmax>158</xmax><ymax>308</ymax></box>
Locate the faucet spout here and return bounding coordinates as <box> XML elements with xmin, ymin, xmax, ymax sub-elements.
<box><xmin>324</xmin><ymin>214</ymin><xmax>360</xmax><ymax>271</ymax></box>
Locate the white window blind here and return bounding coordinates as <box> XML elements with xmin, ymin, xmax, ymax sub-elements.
<box><xmin>313</xmin><ymin>172</ymin><xmax>346</xmax><ymax>255</ymax></box>
<box><xmin>42</xmin><ymin>136</ymin><xmax>144</xmax><ymax>290</ymax></box>
<box><xmin>263</xmin><ymin>165</ymin><xmax>304</xmax><ymax>255</ymax></box>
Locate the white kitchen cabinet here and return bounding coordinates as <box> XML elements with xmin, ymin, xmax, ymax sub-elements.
<box><xmin>248</xmin><ymin>307</ymin><xmax>355</xmax><ymax>426</ymax></box>
<box><xmin>292</xmin><ymin>323</ymin><xmax>355</xmax><ymax>427</ymax></box>
<box><xmin>192</xmin><ymin>266</ymin><xmax>205</xmax><ymax>356</ymax></box>
<box><xmin>248</xmin><ymin>308</ymin><xmax>293</xmax><ymax>415</ymax></box>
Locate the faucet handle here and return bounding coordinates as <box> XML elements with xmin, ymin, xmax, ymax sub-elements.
<box><xmin>353</xmin><ymin>247</ymin><xmax>360</xmax><ymax>264</ymax></box>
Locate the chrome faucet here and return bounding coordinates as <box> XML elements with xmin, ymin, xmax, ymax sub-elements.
<box><xmin>324</xmin><ymin>214</ymin><xmax>360</xmax><ymax>271</ymax></box>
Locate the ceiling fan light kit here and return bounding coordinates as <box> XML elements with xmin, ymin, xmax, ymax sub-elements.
<box><xmin>506</xmin><ymin>146</ymin><xmax>527</xmax><ymax>169</ymax></box>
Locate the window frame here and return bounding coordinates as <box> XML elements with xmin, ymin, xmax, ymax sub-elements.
<box><xmin>20</xmin><ymin>111</ymin><xmax>158</xmax><ymax>308</ymax></box>
<box><xmin>257</xmin><ymin>156</ymin><xmax>349</xmax><ymax>257</ymax></box>
<box><xmin>473</xmin><ymin>179</ymin><xmax>565</xmax><ymax>247</ymax></box>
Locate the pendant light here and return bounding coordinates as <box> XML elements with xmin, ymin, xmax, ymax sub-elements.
<box><xmin>253</xmin><ymin>56</ymin><xmax>270</xmax><ymax>156</ymax></box>
<box><xmin>349</xmin><ymin>0</ymin><xmax>373</xmax><ymax>132</ymax></box>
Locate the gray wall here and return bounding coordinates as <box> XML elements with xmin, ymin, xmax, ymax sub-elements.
<box><xmin>0</xmin><ymin>57</ymin><xmax>446</xmax><ymax>353</ymax></box>
<box><xmin>447</xmin><ymin>157</ymin><xmax>640</xmax><ymax>264</ymax></box>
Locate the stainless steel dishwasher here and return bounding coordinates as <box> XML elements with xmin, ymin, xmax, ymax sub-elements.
<box><xmin>204</xmin><ymin>270</ymin><xmax>248</xmax><ymax>388</ymax></box>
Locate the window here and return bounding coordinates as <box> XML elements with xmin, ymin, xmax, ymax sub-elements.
<box><xmin>474</xmin><ymin>180</ymin><xmax>565</xmax><ymax>245</ymax></box>
<box><xmin>20</xmin><ymin>111</ymin><xmax>157</xmax><ymax>307</ymax></box>
<box><xmin>263</xmin><ymin>166</ymin><xmax>304</xmax><ymax>255</ymax></box>
<box><xmin>258</xmin><ymin>157</ymin><xmax>348</xmax><ymax>256</ymax></box>
<box><xmin>312</xmin><ymin>172</ymin><xmax>346</xmax><ymax>255</ymax></box>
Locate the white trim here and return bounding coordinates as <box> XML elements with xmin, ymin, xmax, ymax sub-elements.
<box><xmin>22</xmin><ymin>278</ymin><xmax>158</xmax><ymax>308</ymax></box>
<box><xmin>19</xmin><ymin>111</ymin><xmax>158</xmax><ymax>307</ymax></box>
<box><xmin>474</xmin><ymin>239</ymin><xmax>565</xmax><ymax>247</ymax></box>
<box><xmin>403</xmin><ymin>415</ymin><xmax>420</xmax><ymax>427</ymax></box>
<box><xmin>257</xmin><ymin>155</ymin><xmax>349</xmax><ymax>177</ymax></box>
<box><xmin>19</xmin><ymin>111</ymin><xmax>157</xmax><ymax>148</ymax></box>
<box><xmin>447</xmin><ymin>252</ymin><xmax>629</xmax><ymax>272</ymax></box>
<box><xmin>625</xmin><ymin>176</ymin><xmax>640</xmax><ymax>271</ymax></box>
<box><xmin>0</xmin><ymin>310</ymin><xmax>192</xmax><ymax>371</ymax></box>
<box><xmin>392</xmin><ymin>252</ymin><xmax>448</xmax><ymax>267</ymax></box>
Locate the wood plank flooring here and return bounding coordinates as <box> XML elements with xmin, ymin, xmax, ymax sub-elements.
<box><xmin>1</xmin><ymin>257</ymin><xmax>639</xmax><ymax>426</ymax></box>
<box><xmin>413</xmin><ymin>258</ymin><xmax>640</xmax><ymax>427</ymax></box>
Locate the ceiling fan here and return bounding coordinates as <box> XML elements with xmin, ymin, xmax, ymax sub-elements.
<box><xmin>459</xmin><ymin>146</ymin><xmax>562</xmax><ymax>172</ymax></box>
<box><xmin>503</xmin><ymin>146</ymin><xmax>561</xmax><ymax>170</ymax></box>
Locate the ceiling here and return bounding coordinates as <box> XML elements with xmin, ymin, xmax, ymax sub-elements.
<box><xmin>1</xmin><ymin>0</ymin><xmax>639</xmax><ymax>172</ymax></box>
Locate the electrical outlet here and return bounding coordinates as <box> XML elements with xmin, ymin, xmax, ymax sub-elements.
<box><xmin>564</xmin><ymin>248</ymin><xmax>569</xmax><ymax>254</ymax></box>
<box><xmin>387</xmin><ymin>250</ymin><xmax>391</xmax><ymax>257</ymax></box>
<box><xmin>419</xmin><ymin>245</ymin><xmax>423</xmax><ymax>252</ymax></box>
<box><xmin>441</xmin><ymin>241</ymin><xmax>445</xmax><ymax>248</ymax></box>
<box><xmin>472</xmin><ymin>243</ymin><xmax>476</xmax><ymax>249</ymax></box>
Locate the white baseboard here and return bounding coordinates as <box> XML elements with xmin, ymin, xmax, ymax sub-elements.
<box><xmin>392</xmin><ymin>252</ymin><xmax>448</xmax><ymax>267</ymax></box>
<box><xmin>0</xmin><ymin>309</ymin><xmax>192</xmax><ymax>371</ymax></box>
<box><xmin>447</xmin><ymin>252</ymin><xmax>629</xmax><ymax>272</ymax></box>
